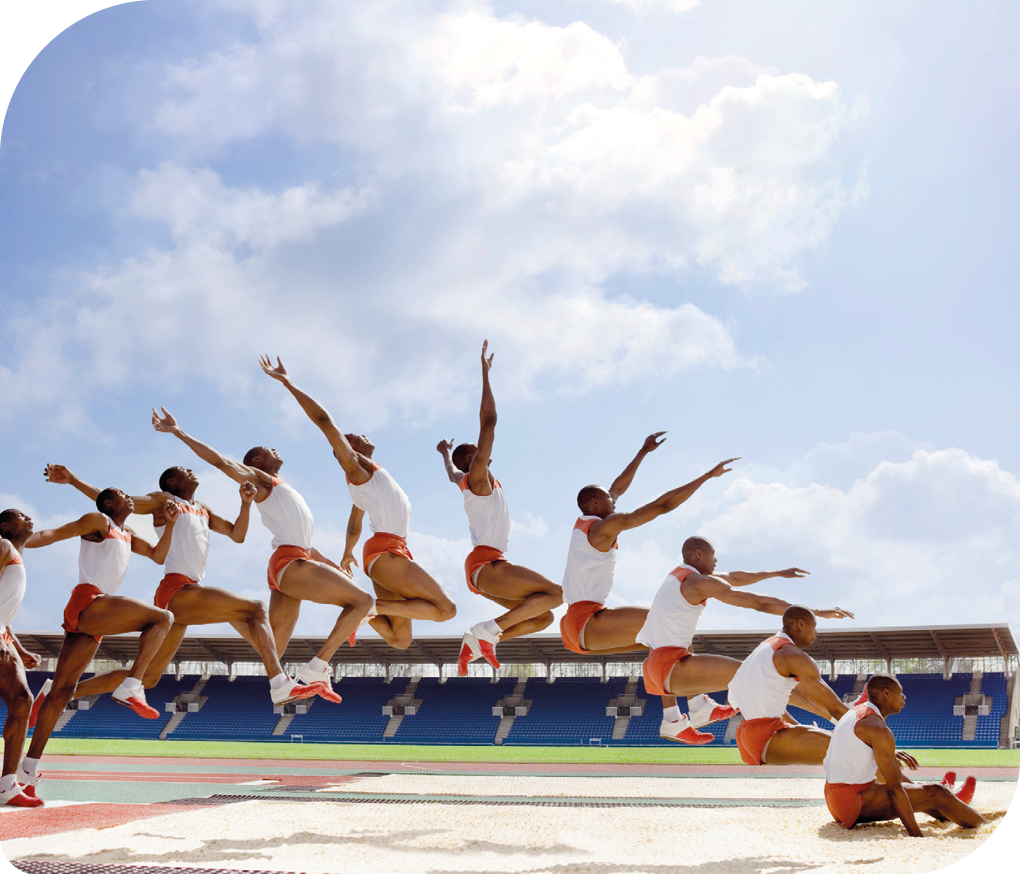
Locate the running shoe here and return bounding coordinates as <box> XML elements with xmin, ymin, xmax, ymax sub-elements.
<box><xmin>471</xmin><ymin>622</ymin><xmax>501</xmax><ymax>670</ymax></box>
<box><xmin>941</xmin><ymin>771</ymin><xmax>956</xmax><ymax>788</ymax></box>
<box><xmin>28</xmin><ymin>678</ymin><xmax>51</xmax><ymax>729</ymax></box>
<box><xmin>270</xmin><ymin>677</ymin><xmax>322</xmax><ymax>706</ymax></box>
<box><xmin>1</xmin><ymin>785</ymin><xmax>43</xmax><ymax>808</ymax></box>
<box><xmin>295</xmin><ymin>664</ymin><xmax>343</xmax><ymax>703</ymax></box>
<box><xmin>457</xmin><ymin>629</ymin><xmax>482</xmax><ymax>676</ymax></box>
<box><xmin>16</xmin><ymin>765</ymin><xmax>40</xmax><ymax>800</ymax></box>
<box><xmin>112</xmin><ymin>683</ymin><xmax>159</xmax><ymax>719</ymax></box>
<box><xmin>688</xmin><ymin>694</ymin><xmax>739</xmax><ymax>728</ymax></box>
<box><xmin>956</xmin><ymin>775</ymin><xmax>976</xmax><ymax>805</ymax></box>
<box><xmin>659</xmin><ymin>716</ymin><xmax>715</xmax><ymax>745</ymax></box>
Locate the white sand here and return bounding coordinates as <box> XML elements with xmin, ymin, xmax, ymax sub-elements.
<box><xmin>3</xmin><ymin>775</ymin><xmax>1015</xmax><ymax>873</ymax></box>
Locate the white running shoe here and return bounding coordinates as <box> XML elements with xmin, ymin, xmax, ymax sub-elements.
<box><xmin>1</xmin><ymin>784</ymin><xmax>43</xmax><ymax>808</ymax></box>
<box><xmin>16</xmin><ymin>764</ymin><xmax>41</xmax><ymax>800</ymax></box>
<box><xmin>112</xmin><ymin>682</ymin><xmax>159</xmax><ymax>719</ymax></box>
<box><xmin>270</xmin><ymin>677</ymin><xmax>321</xmax><ymax>706</ymax></box>
<box><xmin>457</xmin><ymin>629</ymin><xmax>482</xmax><ymax>676</ymax></box>
<box><xmin>659</xmin><ymin>715</ymin><xmax>714</xmax><ymax>745</ymax></box>
<box><xmin>688</xmin><ymin>694</ymin><xmax>738</xmax><ymax>729</ymax></box>
<box><xmin>471</xmin><ymin>622</ymin><xmax>501</xmax><ymax>670</ymax></box>
<box><xmin>295</xmin><ymin>664</ymin><xmax>343</xmax><ymax>703</ymax></box>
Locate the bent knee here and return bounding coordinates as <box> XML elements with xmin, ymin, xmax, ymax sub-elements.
<box><xmin>437</xmin><ymin>599</ymin><xmax>457</xmax><ymax>622</ymax></box>
<box><xmin>535</xmin><ymin>611</ymin><xmax>555</xmax><ymax>629</ymax></box>
<box><xmin>248</xmin><ymin>600</ymin><xmax>269</xmax><ymax>623</ymax></box>
<box><xmin>151</xmin><ymin>608</ymin><xmax>174</xmax><ymax>628</ymax></box>
<box><xmin>352</xmin><ymin>590</ymin><xmax>374</xmax><ymax>614</ymax></box>
<box><xmin>390</xmin><ymin>632</ymin><xmax>414</xmax><ymax>651</ymax></box>
<box><xmin>8</xmin><ymin>689</ymin><xmax>32</xmax><ymax>717</ymax></box>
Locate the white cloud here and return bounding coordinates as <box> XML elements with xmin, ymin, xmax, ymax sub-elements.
<box><xmin>610</xmin><ymin>0</ymin><xmax>702</xmax><ymax>12</ymax></box>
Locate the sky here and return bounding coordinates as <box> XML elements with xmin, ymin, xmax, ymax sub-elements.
<box><xmin>1</xmin><ymin>0</ymin><xmax>1018</xmax><ymax>649</ymax></box>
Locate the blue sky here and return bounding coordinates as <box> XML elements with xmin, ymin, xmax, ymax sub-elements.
<box><xmin>1</xmin><ymin>0</ymin><xmax>1018</xmax><ymax>655</ymax></box>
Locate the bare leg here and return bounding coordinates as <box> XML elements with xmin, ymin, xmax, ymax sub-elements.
<box><xmin>371</xmin><ymin>553</ymin><xmax>456</xmax><ymax>622</ymax></box>
<box><xmin>474</xmin><ymin>561</ymin><xmax>562</xmax><ymax>634</ymax></box>
<box><xmin>75</xmin><ymin>595</ymin><xmax>173</xmax><ymax>683</ymax></box>
<box><xmin>27</xmin><ymin>633</ymin><xmax>100</xmax><ymax>759</ymax></box>
<box><xmin>858</xmin><ymin>782</ymin><xmax>986</xmax><ymax>829</ymax></box>
<box><xmin>665</xmin><ymin>654</ymin><xmax>742</xmax><ymax>698</ymax></box>
<box><xmin>468</xmin><ymin>589</ymin><xmax>555</xmax><ymax>641</ymax></box>
<box><xmin>368</xmin><ymin>581</ymin><xmax>414</xmax><ymax>650</ymax></box>
<box><xmin>0</xmin><ymin>649</ymin><xmax>33</xmax><ymax>778</ymax></box>
<box><xmin>275</xmin><ymin>560</ymin><xmax>373</xmax><ymax>661</ymax></box>
<box><xmin>73</xmin><ymin>624</ymin><xmax>187</xmax><ymax>698</ymax></box>
<box><xmin>761</xmin><ymin>724</ymin><xmax>833</xmax><ymax>765</ymax></box>
<box><xmin>580</xmin><ymin>606</ymin><xmax>649</xmax><ymax>654</ymax></box>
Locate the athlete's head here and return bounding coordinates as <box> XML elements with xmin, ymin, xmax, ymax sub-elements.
<box><xmin>865</xmin><ymin>673</ymin><xmax>905</xmax><ymax>715</ymax></box>
<box><xmin>96</xmin><ymin>488</ymin><xmax>133</xmax><ymax>519</ymax></box>
<box><xmin>577</xmin><ymin>485</ymin><xmax>614</xmax><ymax>518</ymax></box>
<box><xmin>345</xmin><ymin>433</ymin><xmax>375</xmax><ymax>458</ymax></box>
<box><xmin>159</xmin><ymin>466</ymin><xmax>198</xmax><ymax>496</ymax></box>
<box><xmin>681</xmin><ymin>536</ymin><xmax>716</xmax><ymax>574</ymax></box>
<box><xmin>452</xmin><ymin>443</ymin><xmax>476</xmax><ymax>473</ymax></box>
<box><xmin>781</xmin><ymin>605</ymin><xmax>817</xmax><ymax>648</ymax></box>
<box><xmin>0</xmin><ymin>508</ymin><xmax>33</xmax><ymax>541</ymax></box>
<box><xmin>244</xmin><ymin>446</ymin><xmax>282</xmax><ymax>474</ymax></box>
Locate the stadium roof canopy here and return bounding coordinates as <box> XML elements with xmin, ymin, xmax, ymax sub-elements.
<box><xmin>17</xmin><ymin>623</ymin><xmax>1018</xmax><ymax>673</ymax></box>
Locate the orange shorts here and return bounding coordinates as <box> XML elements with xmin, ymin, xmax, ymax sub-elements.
<box><xmin>464</xmin><ymin>545</ymin><xmax>506</xmax><ymax>594</ymax></box>
<box><xmin>641</xmin><ymin>646</ymin><xmax>692</xmax><ymax>697</ymax></box>
<box><xmin>267</xmin><ymin>545</ymin><xmax>312</xmax><ymax>590</ymax></box>
<box><xmin>559</xmin><ymin>601</ymin><xmax>604</xmax><ymax>654</ymax></box>
<box><xmin>363</xmin><ymin>533</ymin><xmax>413</xmax><ymax>575</ymax></box>
<box><xmin>736</xmin><ymin>716</ymin><xmax>790</xmax><ymax>765</ymax></box>
<box><xmin>61</xmin><ymin>583</ymin><xmax>105</xmax><ymax>643</ymax></box>
<box><xmin>824</xmin><ymin>781</ymin><xmax>875</xmax><ymax>828</ymax></box>
<box><xmin>154</xmin><ymin>573</ymin><xmax>197</xmax><ymax>610</ymax></box>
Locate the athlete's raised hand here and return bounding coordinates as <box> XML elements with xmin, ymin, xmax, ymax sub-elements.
<box><xmin>152</xmin><ymin>407</ymin><xmax>179</xmax><ymax>434</ymax></box>
<box><xmin>481</xmin><ymin>339</ymin><xmax>493</xmax><ymax>374</ymax></box>
<box><xmin>260</xmin><ymin>355</ymin><xmax>288</xmax><ymax>382</ymax></box>
<box><xmin>707</xmin><ymin>457</ymin><xmax>740</xmax><ymax>478</ymax></box>
<box><xmin>162</xmin><ymin>498</ymin><xmax>181</xmax><ymax>524</ymax></box>
<box><xmin>341</xmin><ymin>552</ymin><xmax>359</xmax><ymax>576</ymax></box>
<box><xmin>239</xmin><ymin>481</ymin><xmax>257</xmax><ymax>504</ymax></box>
<box><xmin>19</xmin><ymin>649</ymin><xmax>40</xmax><ymax>670</ymax></box>
<box><xmin>44</xmin><ymin>464</ymin><xmax>72</xmax><ymax>484</ymax></box>
<box><xmin>895</xmin><ymin>750</ymin><xmax>920</xmax><ymax>771</ymax></box>
<box><xmin>814</xmin><ymin>607</ymin><xmax>854</xmax><ymax>620</ymax></box>
<box><xmin>777</xmin><ymin>568</ymin><xmax>810</xmax><ymax>578</ymax></box>
<box><xmin>436</xmin><ymin>438</ymin><xmax>455</xmax><ymax>454</ymax></box>
<box><xmin>642</xmin><ymin>432</ymin><xmax>667</xmax><ymax>454</ymax></box>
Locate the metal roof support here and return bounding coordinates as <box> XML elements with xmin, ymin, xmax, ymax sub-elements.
<box><xmin>929</xmin><ymin>631</ymin><xmax>951</xmax><ymax>679</ymax></box>
<box><xmin>526</xmin><ymin>641</ymin><xmax>551</xmax><ymax>676</ymax></box>
<box><xmin>601</xmin><ymin>659</ymin><xmax>607</xmax><ymax>683</ymax></box>
<box><xmin>414</xmin><ymin>640</ymin><xmax>444</xmax><ymax>673</ymax></box>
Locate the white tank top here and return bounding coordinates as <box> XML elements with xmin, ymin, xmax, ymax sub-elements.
<box><xmin>635</xmin><ymin>565</ymin><xmax>705</xmax><ymax>650</ymax></box>
<box><xmin>78</xmin><ymin>518</ymin><xmax>132</xmax><ymax>594</ymax></box>
<box><xmin>727</xmin><ymin>632</ymin><xmax>801</xmax><ymax>719</ymax></box>
<box><xmin>562</xmin><ymin>516</ymin><xmax>617</xmax><ymax>605</ymax></box>
<box><xmin>256</xmin><ymin>477</ymin><xmax>314</xmax><ymax>550</ymax></box>
<box><xmin>155</xmin><ymin>497</ymin><xmax>210</xmax><ymax>581</ymax></box>
<box><xmin>459</xmin><ymin>474</ymin><xmax>510</xmax><ymax>553</ymax></box>
<box><xmin>347</xmin><ymin>463</ymin><xmax>411</xmax><ymax>539</ymax></box>
<box><xmin>823</xmin><ymin>702</ymin><xmax>882</xmax><ymax>784</ymax></box>
<box><xmin>0</xmin><ymin>550</ymin><xmax>27</xmax><ymax>630</ymax></box>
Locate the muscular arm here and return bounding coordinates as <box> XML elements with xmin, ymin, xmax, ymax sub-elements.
<box><xmin>24</xmin><ymin>513</ymin><xmax>109</xmax><ymax>548</ymax></box>
<box><xmin>589</xmin><ymin>458</ymin><xmax>738</xmax><ymax>549</ymax></box>
<box><xmin>129</xmin><ymin>501</ymin><xmax>179</xmax><ymax>564</ymax></box>
<box><xmin>717</xmin><ymin>568</ymin><xmax>809</xmax><ymax>587</ymax></box>
<box><xmin>437</xmin><ymin>439</ymin><xmax>464</xmax><ymax>484</ymax></box>
<box><xmin>608</xmin><ymin>432</ymin><xmax>666</xmax><ymax>501</ymax></box>
<box><xmin>341</xmin><ymin>506</ymin><xmax>365</xmax><ymax>575</ymax></box>
<box><xmin>206</xmin><ymin>482</ymin><xmax>256</xmax><ymax>544</ymax></box>
<box><xmin>467</xmin><ymin>341</ymin><xmax>496</xmax><ymax>497</ymax></box>
<box><xmin>859</xmin><ymin>718</ymin><xmax>923</xmax><ymax>837</ymax></box>
<box><xmin>775</xmin><ymin>649</ymin><xmax>849</xmax><ymax>722</ymax></box>
<box><xmin>684</xmin><ymin>574</ymin><xmax>793</xmax><ymax>616</ymax></box>
<box><xmin>45</xmin><ymin>464</ymin><xmax>166</xmax><ymax>514</ymax></box>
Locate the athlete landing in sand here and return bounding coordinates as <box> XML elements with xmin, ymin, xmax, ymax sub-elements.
<box><xmin>437</xmin><ymin>341</ymin><xmax>562</xmax><ymax>674</ymax></box>
<box><xmin>0</xmin><ymin>510</ymin><xmax>44</xmax><ymax>807</ymax></box>
<box><xmin>18</xmin><ymin>487</ymin><xmax>178</xmax><ymax>798</ymax></box>
<box><xmin>43</xmin><ymin>464</ymin><xmax>319</xmax><ymax>709</ymax></box>
<box><xmin>822</xmin><ymin>673</ymin><xmax>985</xmax><ymax>834</ymax></box>
<box><xmin>639</xmin><ymin>539</ymin><xmax>852</xmax><ymax>743</ymax></box>
<box><xmin>259</xmin><ymin>356</ymin><xmax>456</xmax><ymax>650</ymax></box>
<box><xmin>151</xmin><ymin>408</ymin><xmax>373</xmax><ymax>700</ymax></box>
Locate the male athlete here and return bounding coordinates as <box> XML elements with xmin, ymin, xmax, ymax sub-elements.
<box><xmin>43</xmin><ymin>464</ymin><xmax>320</xmax><ymax>708</ymax></box>
<box><xmin>822</xmin><ymin>674</ymin><xmax>985</xmax><ymax>834</ymax></box>
<box><xmin>639</xmin><ymin>541</ymin><xmax>851</xmax><ymax>743</ymax></box>
<box><xmin>437</xmin><ymin>341</ymin><xmax>562</xmax><ymax>674</ymax></box>
<box><xmin>151</xmin><ymin>407</ymin><xmax>373</xmax><ymax>698</ymax></box>
<box><xmin>18</xmin><ymin>487</ymin><xmax>178</xmax><ymax>796</ymax></box>
<box><xmin>0</xmin><ymin>510</ymin><xmax>44</xmax><ymax>807</ymax></box>
<box><xmin>258</xmin><ymin>357</ymin><xmax>456</xmax><ymax>650</ymax></box>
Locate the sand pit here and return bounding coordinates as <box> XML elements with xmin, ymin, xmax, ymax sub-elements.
<box><xmin>3</xmin><ymin>774</ymin><xmax>1014</xmax><ymax>873</ymax></box>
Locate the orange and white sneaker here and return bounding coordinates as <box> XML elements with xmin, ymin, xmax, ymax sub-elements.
<box><xmin>16</xmin><ymin>765</ymin><xmax>41</xmax><ymax>801</ymax></box>
<box><xmin>458</xmin><ymin>629</ymin><xmax>482</xmax><ymax>676</ymax></box>
<box><xmin>941</xmin><ymin>771</ymin><xmax>956</xmax><ymax>788</ymax></box>
<box><xmin>659</xmin><ymin>715</ymin><xmax>715</xmax><ymax>745</ymax></box>
<box><xmin>295</xmin><ymin>664</ymin><xmax>343</xmax><ymax>704</ymax></box>
<box><xmin>471</xmin><ymin>622</ymin><xmax>501</xmax><ymax>670</ymax></box>
<box><xmin>688</xmin><ymin>694</ymin><xmax>738</xmax><ymax>729</ymax></box>
<box><xmin>270</xmin><ymin>677</ymin><xmax>321</xmax><ymax>706</ymax></box>
<box><xmin>112</xmin><ymin>681</ymin><xmax>159</xmax><ymax>719</ymax></box>
<box><xmin>28</xmin><ymin>678</ymin><xmax>51</xmax><ymax>729</ymax></box>
<box><xmin>1</xmin><ymin>784</ymin><xmax>43</xmax><ymax>808</ymax></box>
<box><xmin>956</xmin><ymin>775</ymin><xmax>976</xmax><ymax>805</ymax></box>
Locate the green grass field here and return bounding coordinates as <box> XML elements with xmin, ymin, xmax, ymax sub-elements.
<box><xmin>27</xmin><ymin>738</ymin><xmax>1020</xmax><ymax>768</ymax></box>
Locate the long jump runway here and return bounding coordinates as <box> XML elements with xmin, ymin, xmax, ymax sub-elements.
<box><xmin>1</xmin><ymin>756</ymin><xmax>1016</xmax><ymax>874</ymax></box>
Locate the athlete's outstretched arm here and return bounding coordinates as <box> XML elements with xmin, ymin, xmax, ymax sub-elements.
<box><xmin>341</xmin><ymin>506</ymin><xmax>365</xmax><ymax>576</ymax></box>
<box><xmin>259</xmin><ymin>356</ymin><xmax>366</xmax><ymax>483</ymax></box>
<box><xmin>467</xmin><ymin>340</ymin><xmax>496</xmax><ymax>496</ymax></box>
<box><xmin>717</xmin><ymin>568</ymin><xmax>809</xmax><ymax>587</ymax></box>
<box><xmin>860</xmin><ymin>719</ymin><xmax>923</xmax><ymax>836</ymax></box>
<box><xmin>437</xmin><ymin>439</ymin><xmax>464</xmax><ymax>484</ymax></box>
<box><xmin>152</xmin><ymin>408</ymin><xmax>271</xmax><ymax>490</ymax></box>
<box><xmin>608</xmin><ymin>432</ymin><xmax>666</xmax><ymax>500</ymax></box>
<box><xmin>777</xmin><ymin>650</ymin><xmax>848</xmax><ymax>721</ymax></box>
<box><xmin>206</xmin><ymin>481</ymin><xmax>257</xmax><ymax>543</ymax></box>
<box><xmin>129</xmin><ymin>500</ymin><xmax>180</xmax><ymax>564</ymax></box>
<box><xmin>44</xmin><ymin>464</ymin><xmax>165</xmax><ymax>514</ymax></box>
<box><xmin>24</xmin><ymin>513</ymin><xmax>110</xmax><ymax>548</ymax></box>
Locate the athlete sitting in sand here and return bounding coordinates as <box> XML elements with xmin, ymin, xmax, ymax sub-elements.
<box><xmin>437</xmin><ymin>341</ymin><xmax>562</xmax><ymax>674</ymax></box>
<box><xmin>259</xmin><ymin>356</ymin><xmax>456</xmax><ymax>650</ymax></box>
<box><xmin>151</xmin><ymin>407</ymin><xmax>373</xmax><ymax>699</ymax></box>
<box><xmin>822</xmin><ymin>674</ymin><xmax>985</xmax><ymax>835</ymax></box>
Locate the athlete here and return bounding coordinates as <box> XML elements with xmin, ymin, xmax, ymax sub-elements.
<box><xmin>42</xmin><ymin>464</ymin><xmax>320</xmax><ymax>708</ymax></box>
<box><xmin>151</xmin><ymin>407</ymin><xmax>372</xmax><ymax>698</ymax></box>
<box><xmin>640</xmin><ymin>539</ymin><xmax>851</xmax><ymax>743</ymax></box>
<box><xmin>0</xmin><ymin>510</ymin><xmax>44</xmax><ymax>807</ymax></box>
<box><xmin>822</xmin><ymin>674</ymin><xmax>985</xmax><ymax>834</ymax></box>
<box><xmin>258</xmin><ymin>356</ymin><xmax>455</xmax><ymax>650</ymax></box>
<box><xmin>18</xmin><ymin>487</ymin><xmax>178</xmax><ymax>797</ymax></box>
<box><xmin>437</xmin><ymin>341</ymin><xmax>562</xmax><ymax>674</ymax></box>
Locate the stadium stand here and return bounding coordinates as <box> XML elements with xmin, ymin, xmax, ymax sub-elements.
<box><xmin>504</xmin><ymin>677</ymin><xmax>627</xmax><ymax>746</ymax></box>
<box><xmin>394</xmin><ymin>676</ymin><xmax>517</xmax><ymax>744</ymax></box>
